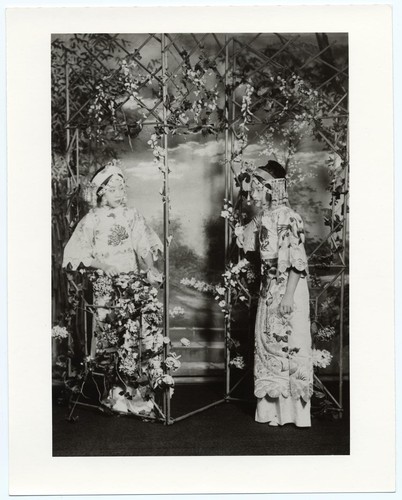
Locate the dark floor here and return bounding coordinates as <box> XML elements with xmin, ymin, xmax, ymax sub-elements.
<box><xmin>53</xmin><ymin>381</ymin><xmax>350</xmax><ymax>456</ymax></box>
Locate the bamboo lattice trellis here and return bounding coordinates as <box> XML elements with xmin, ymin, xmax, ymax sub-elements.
<box><xmin>54</xmin><ymin>32</ymin><xmax>349</xmax><ymax>424</ymax></box>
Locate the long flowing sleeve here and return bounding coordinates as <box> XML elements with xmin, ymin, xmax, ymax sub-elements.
<box><xmin>131</xmin><ymin>209</ymin><xmax>163</xmax><ymax>262</ymax></box>
<box><xmin>62</xmin><ymin>213</ymin><xmax>95</xmax><ymax>270</ymax></box>
<box><xmin>235</xmin><ymin>217</ymin><xmax>260</xmax><ymax>253</ymax></box>
<box><xmin>277</xmin><ymin>208</ymin><xmax>308</xmax><ymax>277</ymax></box>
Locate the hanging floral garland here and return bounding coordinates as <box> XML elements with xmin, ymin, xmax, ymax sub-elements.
<box><xmin>214</xmin><ymin>74</ymin><xmax>344</xmax><ymax>404</ymax></box>
<box><xmin>58</xmin><ymin>270</ymin><xmax>181</xmax><ymax>419</ymax></box>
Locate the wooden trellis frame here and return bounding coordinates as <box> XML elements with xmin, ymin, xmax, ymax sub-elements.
<box><xmin>222</xmin><ymin>34</ymin><xmax>349</xmax><ymax>416</ymax></box>
<box><xmin>56</xmin><ymin>32</ymin><xmax>349</xmax><ymax>424</ymax></box>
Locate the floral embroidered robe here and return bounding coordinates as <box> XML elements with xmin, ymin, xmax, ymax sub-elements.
<box><xmin>63</xmin><ymin>205</ymin><xmax>162</xmax><ymax>274</ymax></box>
<box><xmin>243</xmin><ymin>205</ymin><xmax>313</xmax><ymax>427</ymax></box>
<box><xmin>63</xmin><ymin>204</ymin><xmax>163</xmax><ymax>416</ymax></box>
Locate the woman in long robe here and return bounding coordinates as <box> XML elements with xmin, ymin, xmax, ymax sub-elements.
<box><xmin>237</xmin><ymin>161</ymin><xmax>313</xmax><ymax>427</ymax></box>
<box><xmin>63</xmin><ymin>162</ymin><xmax>163</xmax><ymax>415</ymax></box>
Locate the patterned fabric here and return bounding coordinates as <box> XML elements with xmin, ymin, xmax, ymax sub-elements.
<box><xmin>62</xmin><ymin>204</ymin><xmax>163</xmax><ymax>417</ymax></box>
<box><xmin>242</xmin><ymin>204</ymin><xmax>313</xmax><ymax>426</ymax></box>
<box><xmin>108</xmin><ymin>224</ymin><xmax>129</xmax><ymax>246</ymax></box>
<box><xmin>62</xmin><ymin>205</ymin><xmax>162</xmax><ymax>273</ymax></box>
<box><xmin>270</xmin><ymin>178</ymin><xmax>289</xmax><ymax>208</ymax></box>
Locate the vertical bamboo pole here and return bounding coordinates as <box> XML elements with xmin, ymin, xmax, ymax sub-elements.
<box><xmin>230</xmin><ymin>45</ymin><xmax>236</xmax><ymax>240</ymax></box>
<box><xmin>138</xmin><ymin>314</ymin><xmax>143</xmax><ymax>379</ymax></box>
<box><xmin>76</xmin><ymin>129</ymin><xmax>80</xmax><ymax>186</ymax></box>
<box><xmin>65</xmin><ymin>52</ymin><xmax>73</xmax><ymax>378</ymax></box>
<box><xmin>161</xmin><ymin>33</ymin><xmax>171</xmax><ymax>424</ymax></box>
<box><xmin>338</xmin><ymin>137</ymin><xmax>349</xmax><ymax>414</ymax></box>
<box><xmin>229</xmin><ymin>46</ymin><xmax>236</xmax><ymax>207</ymax></box>
<box><xmin>83</xmin><ymin>280</ymin><xmax>88</xmax><ymax>358</ymax></box>
<box><xmin>65</xmin><ymin>52</ymin><xmax>70</xmax><ymax>173</ymax></box>
<box><xmin>224</xmin><ymin>35</ymin><xmax>231</xmax><ymax>398</ymax></box>
<box><xmin>228</xmin><ymin>39</ymin><xmax>238</xmax><ymax>392</ymax></box>
<box><xmin>76</xmin><ymin>129</ymin><xmax>80</xmax><ymax>220</ymax></box>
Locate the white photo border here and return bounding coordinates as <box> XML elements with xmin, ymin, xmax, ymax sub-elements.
<box><xmin>6</xmin><ymin>4</ymin><xmax>395</xmax><ymax>495</ymax></box>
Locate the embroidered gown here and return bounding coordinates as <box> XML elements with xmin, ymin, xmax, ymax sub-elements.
<box><xmin>63</xmin><ymin>205</ymin><xmax>162</xmax><ymax>274</ymax></box>
<box><xmin>242</xmin><ymin>205</ymin><xmax>313</xmax><ymax>427</ymax></box>
<box><xmin>63</xmin><ymin>204</ymin><xmax>163</xmax><ymax>415</ymax></box>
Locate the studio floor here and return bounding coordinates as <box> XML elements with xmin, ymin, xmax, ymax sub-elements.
<box><xmin>52</xmin><ymin>381</ymin><xmax>349</xmax><ymax>456</ymax></box>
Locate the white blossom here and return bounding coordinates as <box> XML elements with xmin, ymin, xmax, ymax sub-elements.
<box><xmin>52</xmin><ymin>325</ymin><xmax>69</xmax><ymax>340</ymax></box>
<box><xmin>230</xmin><ymin>356</ymin><xmax>246</xmax><ymax>369</ymax></box>
<box><xmin>312</xmin><ymin>349</ymin><xmax>333</xmax><ymax>369</ymax></box>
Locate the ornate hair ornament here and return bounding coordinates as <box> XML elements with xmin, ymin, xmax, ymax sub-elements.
<box><xmin>83</xmin><ymin>160</ymin><xmax>126</xmax><ymax>207</ymax></box>
<box><xmin>252</xmin><ymin>160</ymin><xmax>289</xmax><ymax>208</ymax></box>
<box><xmin>255</xmin><ymin>160</ymin><xmax>286</xmax><ymax>182</ymax></box>
<box><xmin>269</xmin><ymin>177</ymin><xmax>288</xmax><ymax>208</ymax></box>
<box><xmin>92</xmin><ymin>160</ymin><xmax>125</xmax><ymax>196</ymax></box>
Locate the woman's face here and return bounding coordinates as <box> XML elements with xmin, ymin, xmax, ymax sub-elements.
<box><xmin>250</xmin><ymin>179</ymin><xmax>268</xmax><ymax>207</ymax></box>
<box><xmin>103</xmin><ymin>177</ymin><xmax>126</xmax><ymax>208</ymax></box>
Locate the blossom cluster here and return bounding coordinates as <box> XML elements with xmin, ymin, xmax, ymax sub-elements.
<box><xmin>316</xmin><ymin>326</ymin><xmax>336</xmax><ymax>341</ymax></box>
<box><xmin>86</xmin><ymin>56</ymin><xmax>144</xmax><ymax>142</ymax></box>
<box><xmin>120</xmin><ymin>59</ymin><xmax>139</xmax><ymax>97</ymax></box>
<box><xmin>147</xmin><ymin>133</ymin><xmax>167</xmax><ymax>175</ymax></box>
<box><xmin>164</xmin><ymin>352</ymin><xmax>182</xmax><ymax>372</ymax></box>
<box><xmin>96</xmin><ymin>326</ymin><xmax>119</xmax><ymax>348</ymax></box>
<box><xmin>220</xmin><ymin>199</ymin><xmax>242</xmax><ymax>227</ymax></box>
<box><xmin>191</xmin><ymin>84</ymin><xmax>219</xmax><ymax>123</ymax></box>
<box><xmin>220</xmin><ymin>199</ymin><xmax>234</xmax><ymax>220</ymax></box>
<box><xmin>240</xmin><ymin>84</ymin><xmax>254</xmax><ymax>123</ymax></box>
<box><xmin>169</xmin><ymin>306</ymin><xmax>185</xmax><ymax>319</ymax></box>
<box><xmin>312</xmin><ymin>348</ymin><xmax>333</xmax><ymax>369</ymax></box>
<box><xmin>118</xmin><ymin>351</ymin><xmax>139</xmax><ymax>377</ymax></box>
<box><xmin>52</xmin><ymin>325</ymin><xmax>69</xmax><ymax>340</ymax></box>
<box><xmin>181</xmin><ymin>58</ymin><xmax>220</xmax><ymax>124</ymax></box>
<box><xmin>215</xmin><ymin>259</ymin><xmax>250</xmax><ymax>317</ymax></box>
<box><xmin>91</xmin><ymin>273</ymin><xmax>114</xmax><ymax>298</ymax></box>
<box><xmin>226</xmin><ymin>259</ymin><xmax>250</xmax><ymax>277</ymax></box>
<box><xmin>147</xmin><ymin>357</ymin><xmax>164</xmax><ymax>385</ymax></box>
<box><xmin>146</xmin><ymin>356</ymin><xmax>175</xmax><ymax>395</ymax></box>
<box><xmin>254</xmin><ymin>73</ymin><xmax>325</xmax><ymax>188</ymax></box>
<box><xmin>85</xmin><ymin>270</ymin><xmax>167</xmax><ymax>394</ymax></box>
<box><xmin>234</xmin><ymin>84</ymin><xmax>255</xmax><ymax>163</ymax></box>
<box><xmin>239</xmin><ymin>160</ymin><xmax>257</xmax><ymax>177</ymax></box>
<box><xmin>87</xmin><ymin>82</ymin><xmax>112</xmax><ymax>140</ymax></box>
<box><xmin>180</xmin><ymin>277</ymin><xmax>215</xmax><ymax>294</ymax></box>
<box><xmin>258</xmin><ymin>123</ymin><xmax>315</xmax><ymax>188</ymax></box>
<box><xmin>154</xmin><ymin>374</ymin><xmax>175</xmax><ymax>389</ymax></box>
<box><xmin>230</xmin><ymin>356</ymin><xmax>246</xmax><ymax>370</ymax></box>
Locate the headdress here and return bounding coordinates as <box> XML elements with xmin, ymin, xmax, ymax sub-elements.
<box><xmin>83</xmin><ymin>160</ymin><xmax>126</xmax><ymax>207</ymax></box>
<box><xmin>91</xmin><ymin>162</ymin><xmax>125</xmax><ymax>197</ymax></box>
<box><xmin>252</xmin><ymin>160</ymin><xmax>289</xmax><ymax>208</ymax></box>
<box><xmin>253</xmin><ymin>160</ymin><xmax>286</xmax><ymax>183</ymax></box>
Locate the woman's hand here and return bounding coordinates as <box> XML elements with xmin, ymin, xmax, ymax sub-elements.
<box><xmin>89</xmin><ymin>258</ymin><xmax>119</xmax><ymax>277</ymax></box>
<box><xmin>279</xmin><ymin>293</ymin><xmax>294</xmax><ymax>316</ymax></box>
<box><xmin>147</xmin><ymin>269</ymin><xmax>163</xmax><ymax>285</ymax></box>
<box><xmin>234</xmin><ymin>224</ymin><xmax>245</xmax><ymax>248</ymax></box>
<box><xmin>102</xmin><ymin>264</ymin><xmax>120</xmax><ymax>277</ymax></box>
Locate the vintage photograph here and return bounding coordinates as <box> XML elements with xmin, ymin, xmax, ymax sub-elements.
<box><xmin>51</xmin><ymin>32</ymin><xmax>349</xmax><ymax>456</ymax></box>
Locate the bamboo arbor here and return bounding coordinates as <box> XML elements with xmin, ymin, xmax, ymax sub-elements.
<box><xmin>52</xmin><ymin>32</ymin><xmax>349</xmax><ymax>423</ymax></box>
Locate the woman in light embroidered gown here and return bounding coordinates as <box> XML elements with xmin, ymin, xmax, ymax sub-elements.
<box><xmin>237</xmin><ymin>161</ymin><xmax>313</xmax><ymax>427</ymax></box>
<box><xmin>63</xmin><ymin>162</ymin><xmax>163</xmax><ymax>415</ymax></box>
